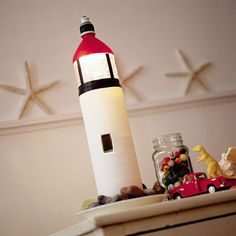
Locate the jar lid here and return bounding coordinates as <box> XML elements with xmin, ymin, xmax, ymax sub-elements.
<box><xmin>152</xmin><ymin>132</ymin><xmax>183</xmax><ymax>149</ymax></box>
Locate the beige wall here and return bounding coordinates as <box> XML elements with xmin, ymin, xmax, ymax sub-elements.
<box><xmin>0</xmin><ymin>0</ymin><xmax>236</xmax><ymax>235</ymax></box>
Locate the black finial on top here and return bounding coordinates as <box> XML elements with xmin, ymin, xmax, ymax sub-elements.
<box><xmin>80</xmin><ymin>16</ymin><xmax>95</xmax><ymax>36</ymax></box>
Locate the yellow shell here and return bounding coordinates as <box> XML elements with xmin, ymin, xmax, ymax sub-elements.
<box><xmin>81</xmin><ymin>199</ymin><xmax>96</xmax><ymax>210</ymax></box>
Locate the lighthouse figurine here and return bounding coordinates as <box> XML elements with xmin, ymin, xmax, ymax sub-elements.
<box><xmin>73</xmin><ymin>16</ymin><xmax>142</xmax><ymax>196</ymax></box>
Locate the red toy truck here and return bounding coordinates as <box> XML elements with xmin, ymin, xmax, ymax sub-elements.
<box><xmin>169</xmin><ymin>172</ymin><xmax>236</xmax><ymax>199</ymax></box>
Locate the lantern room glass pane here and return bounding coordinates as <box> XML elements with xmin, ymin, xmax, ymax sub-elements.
<box><xmin>79</xmin><ymin>53</ymin><xmax>118</xmax><ymax>83</ymax></box>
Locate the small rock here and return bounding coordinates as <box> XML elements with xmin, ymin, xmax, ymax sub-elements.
<box><xmin>112</xmin><ymin>194</ymin><xmax>126</xmax><ymax>202</ymax></box>
<box><xmin>143</xmin><ymin>188</ymin><xmax>157</xmax><ymax>195</ymax></box>
<box><xmin>152</xmin><ymin>180</ymin><xmax>166</xmax><ymax>194</ymax></box>
<box><xmin>97</xmin><ymin>195</ymin><xmax>113</xmax><ymax>204</ymax></box>
<box><xmin>120</xmin><ymin>185</ymin><xmax>145</xmax><ymax>198</ymax></box>
<box><xmin>142</xmin><ymin>183</ymin><xmax>148</xmax><ymax>189</ymax></box>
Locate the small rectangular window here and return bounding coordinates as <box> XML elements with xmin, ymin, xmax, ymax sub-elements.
<box><xmin>101</xmin><ymin>134</ymin><xmax>113</xmax><ymax>153</ymax></box>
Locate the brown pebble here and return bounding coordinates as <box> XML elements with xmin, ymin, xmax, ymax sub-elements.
<box><xmin>152</xmin><ymin>181</ymin><xmax>165</xmax><ymax>194</ymax></box>
<box><xmin>120</xmin><ymin>185</ymin><xmax>145</xmax><ymax>198</ymax></box>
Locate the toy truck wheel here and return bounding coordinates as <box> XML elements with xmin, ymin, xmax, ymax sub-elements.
<box><xmin>173</xmin><ymin>193</ymin><xmax>182</xmax><ymax>200</ymax></box>
<box><xmin>207</xmin><ymin>185</ymin><xmax>216</xmax><ymax>193</ymax></box>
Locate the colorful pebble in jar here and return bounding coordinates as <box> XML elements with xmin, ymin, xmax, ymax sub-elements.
<box><xmin>152</xmin><ymin>133</ymin><xmax>193</xmax><ymax>191</ymax></box>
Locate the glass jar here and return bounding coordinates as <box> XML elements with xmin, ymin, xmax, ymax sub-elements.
<box><xmin>152</xmin><ymin>133</ymin><xmax>193</xmax><ymax>191</ymax></box>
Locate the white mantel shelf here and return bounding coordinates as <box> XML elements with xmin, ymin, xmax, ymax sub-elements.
<box><xmin>49</xmin><ymin>189</ymin><xmax>236</xmax><ymax>236</ymax></box>
<box><xmin>1</xmin><ymin>89</ymin><xmax>236</xmax><ymax>136</ymax></box>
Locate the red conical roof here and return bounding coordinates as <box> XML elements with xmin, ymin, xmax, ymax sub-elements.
<box><xmin>73</xmin><ymin>33</ymin><xmax>114</xmax><ymax>62</ymax></box>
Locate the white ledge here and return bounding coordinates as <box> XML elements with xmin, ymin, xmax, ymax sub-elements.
<box><xmin>0</xmin><ymin>89</ymin><xmax>236</xmax><ymax>136</ymax></box>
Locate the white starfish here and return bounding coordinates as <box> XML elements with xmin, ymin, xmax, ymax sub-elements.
<box><xmin>0</xmin><ymin>61</ymin><xmax>60</xmax><ymax>119</ymax></box>
<box><xmin>165</xmin><ymin>49</ymin><xmax>211</xmax><ymax>95</ymax></box>
<box><xmin>117</xmin><ymin>64</ymin><xmax>143</xmax><ymax>101</ymax></box>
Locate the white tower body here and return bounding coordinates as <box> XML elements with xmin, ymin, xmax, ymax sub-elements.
<box><xmin>73</xmin><ymin>17</ymin><xmax>142</xmax><ymax>196</ymax></box>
